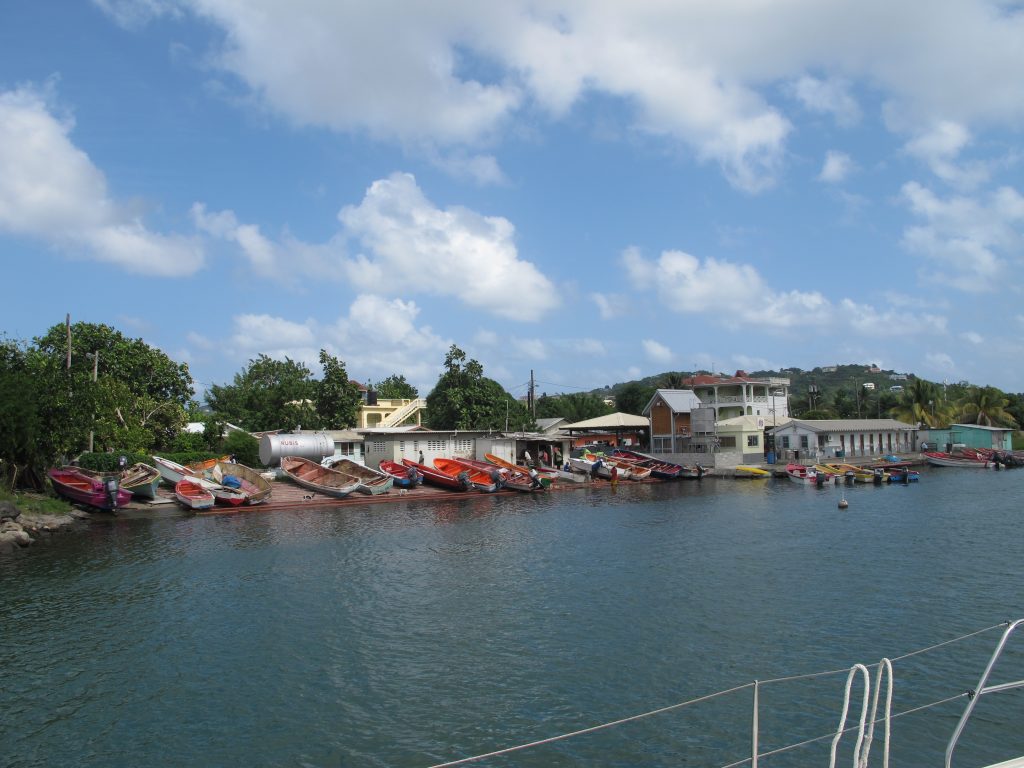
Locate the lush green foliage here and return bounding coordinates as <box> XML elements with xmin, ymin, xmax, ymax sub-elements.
<box><xmin>76</xmin><ymin>452</ymin><xmax>159</xmax><ymax>473</ymax></box>
<box><xmin>0</xmin><ymin>488</ymin><xmax>71</xmax><ymax>515</ymax></box>
<box><xmin>535</xmin><ymin>392</ymin><xmax>614</xmax><ymax>422</ymax></box>
<box><xmin>370</xmin><ymin>374</ymin><xmax>418</xmax><ymax>400</ymax></box>
<box><xmin>614</xmin><ymin>381</ymin><xmax>654</xmax><ymax>416</ymax></box>
<box><xmin>222</xmin><ymin>431</ymin><xmax>261</xmax><ymax>466</ymax></box>
<box><xmin>206</xmin><ymin>354</ymin><xmax>319</xmax><ymax>431</ymax></box>
<box><xmin>315</xmin><ymin>350</ymin><xmax>363</xmax><ymax>429</ymax></box>
<box><xmin>956</xmin><ymin>386</ymin><xmax>1018</xmax><ymax>428</ymax></box>
<box><xmin>424</xmin><ymin>345</ymin><xmax>533</xmax><ymax>430</ymax></box>
<box><xmin>889</xmin><ymin>378</ymin><xmax>954</xmax><ymax>427</ymax></box>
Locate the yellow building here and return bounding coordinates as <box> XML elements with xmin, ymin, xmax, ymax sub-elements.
<box><xmin>357</xmin><ymin>397</ymin><xmax>426</xmax><ymax>429</ymax></box>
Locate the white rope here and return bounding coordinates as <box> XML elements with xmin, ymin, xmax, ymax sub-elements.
<box><xmin>828</xmin><ymin>664</ymin><xmax>870</xmax><ymax>768</ymax></box>
<box><xmin>423</xmin><ymin>622</ymin><xmax>1007</xmax><ymax>768</ymax></box>
<box><xmin>857</xmin><ymin>658</ymin><xmax>893</xmax><ymax>768</ymax></box>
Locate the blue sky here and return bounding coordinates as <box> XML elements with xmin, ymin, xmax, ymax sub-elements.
<box><xmin>2</xmin><ymin>1</ymin><xmax>1024</xmax><ymax>402</ymax></box>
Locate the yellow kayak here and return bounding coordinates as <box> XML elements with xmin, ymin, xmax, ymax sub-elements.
<box><xmin>734</xmin><ymin>465</ymin><xmax>770</xmax><ymax>478</ymax></box>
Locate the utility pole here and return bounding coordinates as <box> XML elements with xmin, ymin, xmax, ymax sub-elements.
<box><xmin>529</xmin><ymin>369</ymin><xmax>536</xmax><ymax>418</ymax></box>
<box><xmin>65</xmin><ymin>313</ymin><xmax>71</xmax><ymax>373</ymax></box>
<box><xmin>88</xmin><ymin>350</ymin><xmax>99</xmax><ymax>453</ymax></box>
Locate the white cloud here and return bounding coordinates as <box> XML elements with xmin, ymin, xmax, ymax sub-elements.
<box><xmin>622</xmin><ymin>246</ymin><xmax>830</xmax><ymax>329</ymax></box>
<box><xmin>819</xmin><ymin>150</ymin><xmax>854</xmax><ymax>183</ymax></box>
<box><xmin>642</xmin><ymin>339</ymin><xmax>672</xmax><ymax>364</ymax></box>
<box><xmin>0</xmin><ymin>85</ymin><xmax>202</xmax><ymax>275</ymax></box>
<box><xmin>339</xmin><ymin>172</ymin><xmax>559</xmax><ymax>319</ymax></box>
<box><xmin>591</xmin><ymin>292</ymin><xmax>623</xmax><ymax>319</ymax></box>
<box><xmin>792</xmin><ymin>75</ymin><xmax>861</xmax><ymax>126</ymax></box>
<box><xmin>576</xmin><ymin>338</ymin><xmax>607</xmax><ymax>357</ymax></box>
<box><xmin>96</xmin><ymin>1</ymin><xmax>1024</xmax><ymax>193</ymax></box>
<box><xmin>900</xmin><ymin>181</ymin><xmax>1024</xmax><ymax>292</ymax></box>
<box><xmin>961</xmin><ymin>331</ymin><xmax>984</xmax><ymax>345</ymax></box>
<box><xmin>511</xmin><ymin>338</ymin><xmax>548</xmax><ymax>360</ymax></box>
<box><xmin>904</xmin><ymin>121</ymin><xmax>990</xmax><ymax>188</ymax></box>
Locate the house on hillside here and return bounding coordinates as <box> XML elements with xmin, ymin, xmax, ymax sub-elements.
<box><xmin>683</xmin><ymin>372</ymin><xmax>790</xmax><ymax>421</ymax></box>
<box><xmin>771</xmin><ymin>418</ymin><xmax>918</xmax><ymax>462</ymax></box>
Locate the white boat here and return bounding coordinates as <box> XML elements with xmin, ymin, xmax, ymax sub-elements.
<box><xmin>785</xmin><ymin>462</ymin><xmax>818</xmax><ymax>484</ymax></box>
<box><xmin>174</xmin><ymin>478</ymin><xmax>215</xmax><ymax>510</ymax></box>
<box><xmin>924</xmin><ymin>451</ymin><xmax>992</xmax><ymax>468</ymax></box>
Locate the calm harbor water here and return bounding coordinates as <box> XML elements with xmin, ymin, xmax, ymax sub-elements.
<box><xmin>3</xmin><ymin>469</ymin><xmax>1024</xmax><ymax>768</ymax></box>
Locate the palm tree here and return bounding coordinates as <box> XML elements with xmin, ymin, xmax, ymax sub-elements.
<box><xmin>659</xmin><ymin>371</ymin><xmax>687</xmax><ymax>389</ymax></box>
<box><xmin>957</xmin><ymin>386</ymin><xmax>1019</xmax><ymax>428</ymax></box>
<box><xmin>889</xmin><ymin>378</ymin><xmax>952</xmax><ymax>427</ymax></box>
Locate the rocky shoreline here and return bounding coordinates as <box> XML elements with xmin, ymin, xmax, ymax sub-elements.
<box><xmin>0</xmin><ymin>500</ymin><xmax>91</xmax><ymax>555</ymax></box>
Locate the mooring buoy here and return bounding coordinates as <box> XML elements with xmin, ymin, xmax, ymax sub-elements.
<box><xmin>838</xmin><ymin>498</ymin><xmax>849</xmax><ymax>509</ymax></box>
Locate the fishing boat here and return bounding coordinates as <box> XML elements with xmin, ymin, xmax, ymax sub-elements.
<box><xmin>48</xmin><ymin>467</ymin><xmax>133</xmax><ymax>511</ymax></box>
<box><xmin>280</xmin><ymin>456</ymin><xmax>361</xmax><ymax>498</ymax></box>
<box><xmin>379</xmin><ymin>459</ymin><xmax>424</xmax><ymax>488</ymax></box>
<box><xmin>785</xmin><ymin>463</ymin><xmax>819</xmax><ymax>485</ymax></box>
<box><xmin>822</xmin><ymin>463</ymin><xmax>877</xmax><ymax>483</ymax></box>
<box><xmin>400</xmin><ymin>458</ymin><xmax>470</xmax><ymax>491</ymax></box>
<box><xmin>433</xmin><ymin>458</ymin><xmax>501</xmax><ymax>493</ymax></box>
<box><xmin>118</xmin><ymin>462</ymin><xmax>162</xmax><ymax>499</ymax></box>
<box><xmin>611</xmin><ymin>449</ymin><xmax>685</xmax><ymax>479</ymax></box>
<box><xmin>733</xmin><ymin>465</ymin><xmax>770</xmax><ymax>478</ymax></box>
<box><xmin>593</xmin><ymin>452</ymin><xmax>653</xmax><ymax>480</ymax></box>
<box><xmin>186</xmin><ymin>455</ymin><xmax>232</xmax><ymax>473</ymax></box>
<box><xmin>924</xmin><ymin>451</ymin><xmax>992</xmax><ymax>468</ymax></box>
<box><xmin>204</xmin><ymin>460</ymin><xmax>273</xmax><ymax>505</ymax></box>
<box><xmin>322</xmin><ymin>457</ymin><xmax>393</xmax><ymax>495</ymax></box>
<box><xmin>174</xmin><ymin>478</ymin><xmax>215</xmax><ymax>510</ymax></box>
<box><xmin>152</xmin><ymin>455</ymin><xmax>197</xmax><ymax>486</ymax></box>
<box><xmin>451</xmin><ymin>457</ymin><xmax>545</xmax><ymax>492</ymax></box>
<box><xmin>484</xmin><ymin>454</ymin><xmax>556</xmax><ymax>487</ymax></box>
<box><xmin>885</xmin><ymin>466</ymin><xmax>920</xmax><ymax>483</ymax></box>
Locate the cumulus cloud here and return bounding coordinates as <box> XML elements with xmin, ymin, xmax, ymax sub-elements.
<box><xmin>791</xmin><ymin>75</ymin><xmax>861</xmax><ymax>126</ymax></box>
<box><xmin>94</xmin><ymin>1</ymin><xmax>1024</xmax><ymax>192</ymax></box>
<box><xmin>961</xmin><ymin>331</ymin><xmax>984</xmax><ymax>345</ymax></box>
<box><xmin>900</xmin><ymin>181</ymin><xmax>1024</xmax><ymax>291</ymax></box>
<box><xmin>0</xmin><ymin>85</ymin><xmax>202</xmax><ymax>275</ymax></box>
<box><xmin>591</xmin><ymin>292</ymin><xmax>624</xmax><ymax>319</ymax></box>
<box><xmin>220</xmin><ymin>296</ymin><xmax>450</xmax><ymax>391</ymax></box>
<box><xmin>191</xmin><ymin>203</ymin><xmax>339</xmax><ymax>281</ymax></box>
<box><xmin>819</xmin><ymin>151</ymin><xmax>854</xmax><ymax>183</ymax></box>
<box><xmin>622</xmin><ymin>244</ymin><xmax>960</xmax><ymax>343</ymax></box>
<box><xmin>339</xmin><ymin>173</ymin><xmax>559</xmax><ymax>319</ymax></box>
<box><xmin>642</xmin><ymin>339</ymin><xmax>672</xmax><ymax>364</ymax></box>
<box><xmin>622</xmin><ymin>246</ymin><xmax>830</xmax><ymax>329</ymax></box>
<box><xmin>904</xmin><ymin>121</ymin><xmax>990</xmax><ymax>188</ymax></box>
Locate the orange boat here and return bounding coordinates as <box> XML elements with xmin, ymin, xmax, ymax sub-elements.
<box><xmin>433</xmin><ymin>458</ymin><xmax>500</xmax><ymax>493</ymax></box>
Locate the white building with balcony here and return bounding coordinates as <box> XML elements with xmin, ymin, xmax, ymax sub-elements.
<box><xmin>682</xmin><ymin>371</ymin><xmax>790</xmax><ymax>422</ymax></box>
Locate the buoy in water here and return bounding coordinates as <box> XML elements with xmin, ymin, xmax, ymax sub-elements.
<box><xmin>838</xmin><ymin>498</ymin><xmax>849</xmax><ymax>509</ymax></box>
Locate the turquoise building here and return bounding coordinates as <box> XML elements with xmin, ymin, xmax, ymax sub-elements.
<box><xmin>922</xmin><ymin>424</ymin><xmax>1014</xmax><ymax>452</ymax></box>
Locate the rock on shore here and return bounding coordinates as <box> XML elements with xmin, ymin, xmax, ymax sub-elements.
<box><xmin>0</xmin><ymin>500</ymin><xmax>88</xmax><ymax>555</ymax></box>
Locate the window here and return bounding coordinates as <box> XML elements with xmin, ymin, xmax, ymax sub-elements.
<box><xmin>747</xmin><ymin>435</ymin><xmax>759</xmax><ymax>447</ymax></box>
<box><xmin>800</xmin><ymin>435</ymin><xmax>809</xmax><ymax>449</ymax></box>
<box><xmin>719</xmin><ymin>436</ymin><xmax>737</xmax><ymax>448</ymax></box>
<box><xmin>780</xmin><ymin>436</ymin><xmax>790</xmax><ymax>449</ymax></box>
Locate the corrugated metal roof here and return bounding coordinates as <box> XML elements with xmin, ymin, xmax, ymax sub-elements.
<box><xmin>716</xmin><ymin>414</ymin><xmax>792</xmax><ymax>429</ymax></box>
<box><xmin>951</xmin><ymin>423</ymin><xmax>1015</xmax><ymax>432</ymax></box>
<box><xmin>779</xmin><ymin>418</ymin><xmax>917</xmax><ymax>432</ymax></box>
<box><xmin>563</xmin><ymin>412</ymin><xmax>649</xmax><ymax>429</ymax></box>
<box><xmin>643</xmin><ymin>389</ymin><xmax>703</xmax><ymax>415</ymax></box>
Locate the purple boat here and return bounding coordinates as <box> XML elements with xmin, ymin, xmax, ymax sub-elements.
<box><xmin>48</xmin><ymin>467</ymin><xmax>133</xmax><ymax>511</ymax></box>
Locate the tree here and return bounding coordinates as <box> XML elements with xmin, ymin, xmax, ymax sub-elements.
<box><xmin>316</xmin><ymin>350</ymin><xmax>363</xmax><ymax>429</ymax></box>
<box><xmin>424</xmin><ymin>345</ymin><xmax>533</xmax><ymax>430</ymax></box>
<box><xmin>32</xmin><ymin>321</ymin><xmax>195</xmax><ymax>454</ymax></box>
<box><xmin>889</xmin><ymin>378</ymin><xmax>952</xmax><ymax>427</ymax></box>
<box><xmin>659</xmin><ymin>371</ymin><xmax>687</xmax><ymax>389</ymax></box>
<box><xmin>957</xmin><ymin>386</ymin><xmax>1019</xmax><ymax>428</ymax></box>
<box><xmin>614</xmin><ymin>381</ymin><xmax>654</xmax><ymax>415</ymax></box>
<box><xmin>535</xmin><ymin>392</ymin><xmax>613</xmax><ymax>422</ymax></box>
<box><xmin>372</xmin><ymin>374</ymin><xmax>418</xmax><ymax>400</ymax></box>
<box><xmin>206</xmin><ymin>354</ymin><xmax>319</xmax><ymax>432</ymax></box>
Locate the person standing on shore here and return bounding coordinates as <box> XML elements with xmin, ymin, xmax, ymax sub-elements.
<box><xmin>419</xmin><ymin>450</ymin><xmax>425</xmax><ymax>465</ymax></box>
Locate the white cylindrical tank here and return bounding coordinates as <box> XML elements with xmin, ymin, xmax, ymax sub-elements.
<box><xmin>259</xmin><ymin>433</ymin><xmax>335</xmax><ymax>466</ymax></box>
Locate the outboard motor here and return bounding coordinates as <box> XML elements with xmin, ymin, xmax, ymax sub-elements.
<box><xmin>104</xmin><ymin>476</ymin><xmax>121</xmax><ymax>510</ymax></box>
<box><xmin>457</xmin><ymin>470</ymin><xmax>472</xmax><ymax>490</ymax></box>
